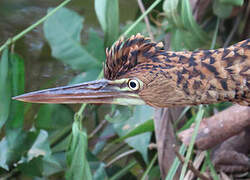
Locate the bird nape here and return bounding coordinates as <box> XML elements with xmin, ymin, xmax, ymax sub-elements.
<box><xmin>13</xmin><ymin>34</ymin><xmax>250</xmax><ymax>108</ymax></box>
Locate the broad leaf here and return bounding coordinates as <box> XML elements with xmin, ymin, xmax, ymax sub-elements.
<box><xmin>93</xmin><ymin>162</ymin><xmax>108</xmax><ymax>180</ymax></box>
<box><xmin>44</xmin><ymin>7</ymin><xmax>99</xmax><ymax>71</ymax></box>
<box><xmin>0</xmin><ymin>129</ymin><xmax>39</xmax><ymax>170</ymax></box>
<box><xmin>213</xmin><ymin>0</ymin><xmax>233</xmax><ymax>18</ymax></box>
<box><xmin>85</xmin><ymin>29</ymin><xmax>106</xmax><ymax>62</ymax></box>
<box><xmin>69</xmin><ymin>68</ymin><xmax>101</xmax><ymax>85</ymax></box>
<box><xmin>35</xmin><ymin>104</ymin><xmax>74</xmax><ymax>131</ymax></box>
<box><xmin>113</xmin><ymin>106</ymin><xmax>154</xmax><ymax>163</ymax></box>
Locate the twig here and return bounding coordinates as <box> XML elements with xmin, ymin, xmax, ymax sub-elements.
<box><xmin>223</xmin><ymin>14</ymin><xmax>242</xmax><ymax>47</ymax></box>
<box><xmin>185</xmin><ymin>151</ymin><xmax>206</xmax><ymax>180</ymax></box>
<box><xmin>105</xmin><ymin>149</ymin><xmax>137</xmax><ymax>167</ymax></box>
<box><xmin>148</xmin><ymin>143</ymin><xmax>158</xmax><ymax>150</ymax></box>
<box><xmin>178</xmin><ymin>105</ymin><xmax>250</xmax><ymax>150</ymax></box>
<box><xmin>88</xmin><ymin>119</ymin><xmax>107</xmax><ymax>139</ymax></box>
<box><xmin>137</xmin><ymin>0</ymin><xmax>154</xmax><ymax>41</ymax></box>
<box><xmin>173</xmin><ymin>145</ymin><xmax>210</xmax><ymax>180</ymax></box>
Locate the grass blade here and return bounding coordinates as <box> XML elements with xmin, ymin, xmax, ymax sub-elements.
<box><xmin>165</xmin><ymin>143</ymin><xmax>186</xmax><ymax>180</ymax></box>
<box><xmin>180</xmin><ymin>105</ymin><xmax>204</xmax><ymax>180</ymax></box>
<box><xmin>141</xmin><ymin>153</ymin><xmax>158</xmax><ymax>180</ymax></box>
<box><xmin>0</xmin><ymin>48</ymin><xmax>11</xmax><ymax>129</ymax></box>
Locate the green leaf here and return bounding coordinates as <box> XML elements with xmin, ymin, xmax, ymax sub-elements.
<box><xmin>17</xmin><ymin>130</ymin><xmax>59</xmax><ymax>177</ymax></box>
<box><xmin>165</xmin><ymin>144</ymin><xmax>186</xmax><ymax>180</ymax></box>
<box><xmin>35</xmin><ymin>104</ymin><xmax>74</xmax><ymax>131</ymax></box>
<box><xmin>113</xmin><ymin>106</ymin><xmax>154</xmax><ymax>163</ymax></box>
<box><xmin>213</xmin><ymin>0</ymin><xmax>233</xmax><ymax>18</ymax></box>
<box><xmin>0</xmin><ymin>48</ymin><xmax>11</xmax><ymax>129</ymax></box>
<box><xmin>92</xmin><ymin>124</ymin><xmax>115</xmax><ymax>155</ymax></box>
<box><xmin>0</xmin><ymin>129</ymin><xmax>39</xmax><ymax>170</ymax></box>
<box><xmin>85</xmin><ymin>29</ymin><xmax>106</xmax><ymax>62</ymax></box>
<box><xmin>69</xmin><ymin>68</ymin><xmax>101</xmax><ymax>85</ymax></box>
<box><xmin>170</xmin><ymin>27</ymin><xmax>206</xmax><ymax>51</ymax></box>
<box><xmin>42</xmin><ymin>155</ymin><xmax>63</xmax><ymax>176</ymax></box>
<box><xmin>180</xmin><ymin>0</ymin><xmax>208</xmax><ymax>43</ymax></box>
<box><xmin>180</xmin><ymin>106</ymin><xmax>204</xmax><ymax>179</ymax></box>
<box><xmin>7</xmin><ymin>53</ymin><xmax>25</xmax><ymax>129</ymax></box>
<box><xmin>106</xmin><ymin>105</ymin><xmax>133</xmax><ymax>123</ymax></box>
<box><xmin>18</xmin><ymin>156</ymin><xmax>44</xmax><ymax>177</ymax></box>
<box><xmin>95</xmin><ymin>0</ymin><xmax>119</xmax><ymax>46</ymax></box>
<box><xmin>219</xmin><ymin>0</ymin><xmax>243</xmax><ymax>6</ymax></box>
<box><xmin>66</xmin><ymin>122</ymin><xmax>92</xmax><ymax>180</ymax></box>
<box><xmin>44</xmin><ymin>7</ymin><xmax>99</xmax><ymax>71</ymax></box>
<box><xmin>115</xmin><ymin>119</ymin><xmax>154</xmax><ymax>143</ymax></box>
<box><xmin>93</xmin><ymin>162</ymin><xmax>108</xmax><ymax>180</ymax></box>
<box><xmin>27</xmin><ymin>130</ymin><xmax>51</xmax><ymax>160</ymax></box>
<box><xmin>206</xmin><ymin>151</ymin><xmax>220</xmax><ymax>180</ymax></box>
<box><xmin>163</xmin><ymin>0</ymin><xmax>182</xmax><ymax>27</ymax></box>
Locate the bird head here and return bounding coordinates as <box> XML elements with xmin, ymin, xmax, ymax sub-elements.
<box><xmin>13</xmin><ymin>34</ymin><xmax>175</xmax><ymax>107</ymax></box>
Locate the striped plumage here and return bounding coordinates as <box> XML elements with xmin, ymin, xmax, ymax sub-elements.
<box><xmin>104</xmin><ymin>34</ymin><xmax>250</xmax><ymax>107</ymax></box>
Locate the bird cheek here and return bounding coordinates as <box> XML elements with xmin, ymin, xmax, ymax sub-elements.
<box><xmin>138</xmin><ymin>85</ymin><xmax>174</xmax><ymax>108</ymax></box>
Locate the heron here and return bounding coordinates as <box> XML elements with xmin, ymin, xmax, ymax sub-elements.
<box><xmin>13</xmin><ymin>34</ymin><xmax>250</xmax><ymax>107</ymax></box>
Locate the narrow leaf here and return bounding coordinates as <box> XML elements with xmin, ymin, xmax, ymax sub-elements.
<box><xmin>95</xmin><ymin>0</ymin><xmax>119</xmax><ymax>46</ymax></box>
<box><xmin>66</xmin><ymin>122</ymin><xmax>92</xmax><ymax>180</ymax></box>
<box><xmin>115</xmin><ymin>119</ymin><xmax>154</xmax><ymax>143</ymax></box>
<box><xmin>0</xmin><ymin>48</ymin><xmax>11</xmax><ymax>129</ymax></box>
<box><xmin>7</xmin><ymin>53</ymin><xmax>25</xmax><ymax>129</ymax></box>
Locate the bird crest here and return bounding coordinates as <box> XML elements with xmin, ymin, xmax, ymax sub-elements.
<box><xmin>104</xmin><ymin>33</ymin><xmax>164</xmax><ymax>80</ymax></box>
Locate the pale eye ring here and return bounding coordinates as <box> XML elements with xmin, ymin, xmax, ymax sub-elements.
<box><xmin>128</xmin><ymin>79</ymin><xmax>140</xmax><ymax>90</ymax></box>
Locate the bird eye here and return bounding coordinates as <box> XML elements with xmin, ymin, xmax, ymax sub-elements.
<box><xmin>128</xmin><ymin>79</ymin><xmax>140</xmax><ymax>91</ymax></box>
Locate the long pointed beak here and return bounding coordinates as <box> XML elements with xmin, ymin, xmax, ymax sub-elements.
<box><xmin>12</xmin><ymin>79</ymin><xmax>145</xmax><ymax>105</ymax></box>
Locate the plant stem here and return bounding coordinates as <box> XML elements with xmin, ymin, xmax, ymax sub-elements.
<box><xmin>0</xmin><ymin>0</ymin><xmax>72</xmax><ymax>53</ymax></box>
<box><xmin>121</xmin><ymin>0</ymin><xmax>162</xmax><ymax>37</ymax></box>
<box><xmin>141</xmin><ymin>153</ymin><xmax>158</xmax><ymax>180</ymax></box>
<box><xmin>180</xmin><ymin>105</ymin><xmax>204</xmax><ymax>180</ymax></box>
<box><xmin>210</xmin><ymin>18</ymin><xmax>220</xmax><ymax>50</ymax></box>
<box><xmin>109</xmin><ymin>160</ymin><xmax>137</xmax><ymax>180</ymax></box>
<box><xmin>165</xmin><ymin>144</ymin><xmax>186</xmax><ymax>180</ymax></box>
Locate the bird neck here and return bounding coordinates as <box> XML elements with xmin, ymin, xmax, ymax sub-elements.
<box><xmin>139</xmin><ymin>39</ymin><xmax>250</xmax><ymax>107</ymax></box>
<box><xmin>171</xmin><ymin>39</ymin><xmax>250</xmax><ymax>106</ymax></box>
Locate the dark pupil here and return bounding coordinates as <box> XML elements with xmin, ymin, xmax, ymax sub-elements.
<box><xmin>129</xmin><ymin>81</ymin><xmax>137</xmax><ymax>88</ymax></box>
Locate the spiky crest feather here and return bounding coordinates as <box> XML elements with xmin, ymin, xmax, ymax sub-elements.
<box><xmin>104</xmin><ymin>33</ymin><xmax>164</xmax><ymax>80</ymax></box>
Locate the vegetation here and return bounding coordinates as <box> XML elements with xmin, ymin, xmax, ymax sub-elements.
<box><xmin>0</xmin><ymin>0</ymin><xmax>248</xmax><ymax>179</ymax></box>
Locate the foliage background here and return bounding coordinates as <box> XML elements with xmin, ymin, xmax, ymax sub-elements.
<box><xmin>0</xmin><ymin>0</ymin><xmax>249</xmax><ymax>179</ymax></box>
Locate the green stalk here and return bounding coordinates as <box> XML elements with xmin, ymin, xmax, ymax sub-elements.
<box><xmin>0</xmin><ymin>0</ymin><xmax>72</xmax><ymax>53</ymax></box>
<box><xmin>121</xmin><ymin>0</ymin><xmax>162</xmax><ymax>37</ymax></box>
<box><xmin>179</xmin><ymin>105</ymin><xmax>204</xmax><ymax>180</ymax></box>
<box><xmin>165</xmin><ymin>144</ymin><xmax>186</xmax><ymax>180</ymax></box>
<box><xmin>206</xmin><ymin>150</ymin><xmax>220</xmax><ymax>180</ymax></box>
<box><xmin>109</xmin><ymin>160</ymin><xmax>137</xmax><ymax>180</ymax></box>
<box><xmin>141</xmin><ymin>153</ymin><xmax>158</xmax><ymax>180</ymax></box>
<box><xmin>210</xmin><ymin>18</ymin><xmax>220</xmax><ymax>50</ymax></box>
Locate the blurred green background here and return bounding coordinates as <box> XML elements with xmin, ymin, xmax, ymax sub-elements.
<box><xmin>0</xmin><ymin>0</ymin><xmax>249</xmax><ymax>179</ymax></box>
